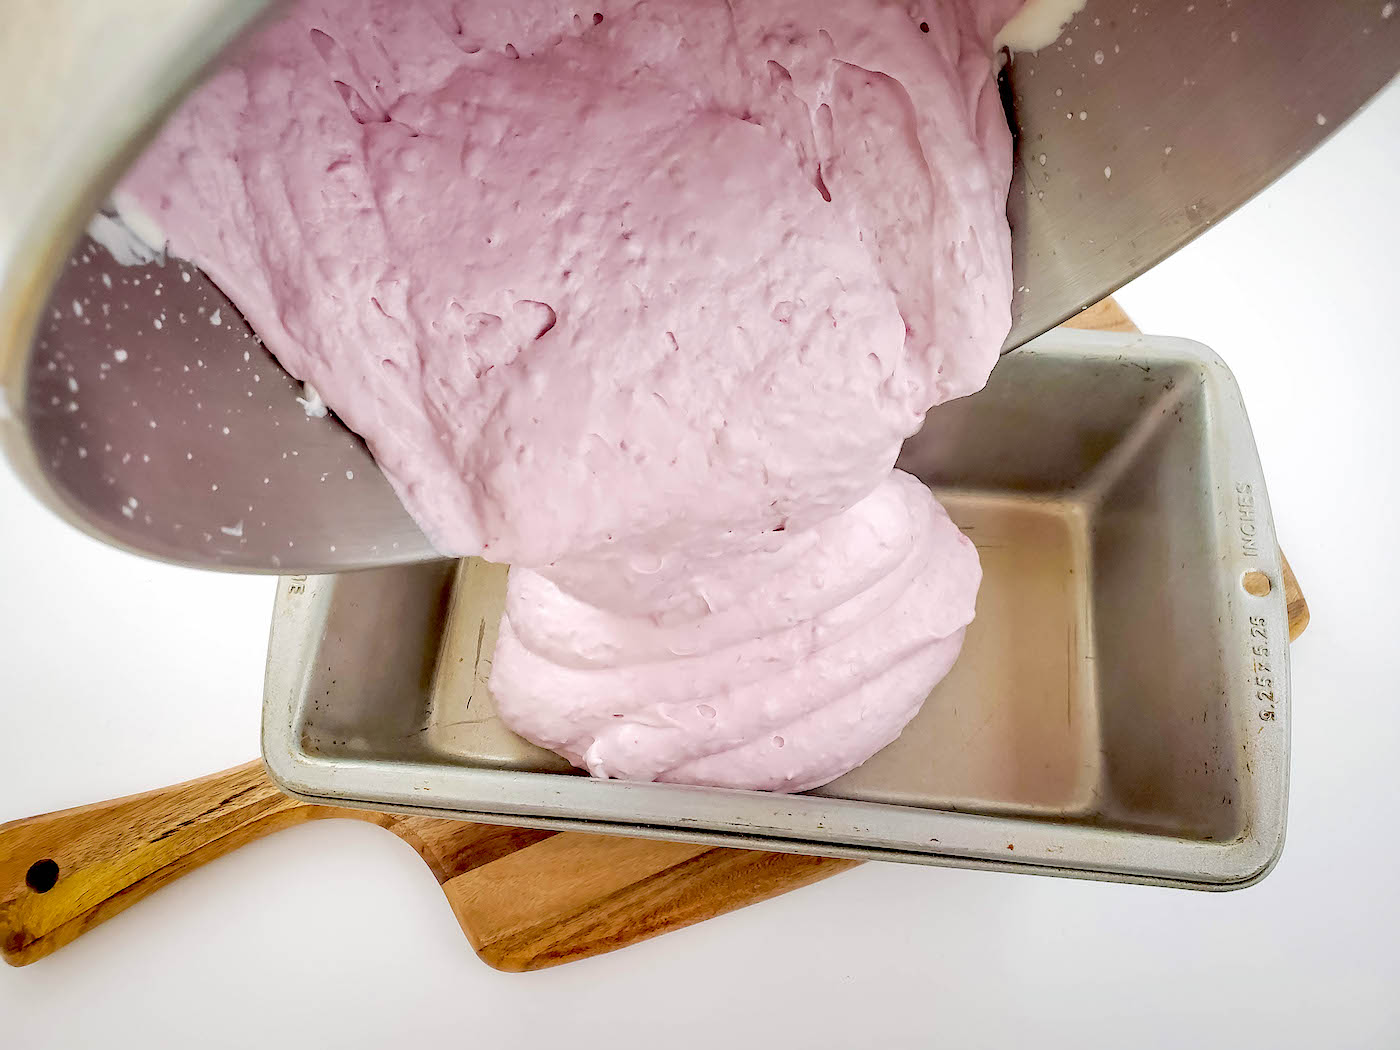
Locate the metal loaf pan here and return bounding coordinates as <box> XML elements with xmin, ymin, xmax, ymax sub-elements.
<box><xmin>262</xmin><ymin>329</ymin><xmax>1291</xmax><ymax>889</ymax></box>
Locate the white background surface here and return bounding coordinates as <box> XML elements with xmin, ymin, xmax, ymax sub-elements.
<box><xmin>3</xmin><ymin>77</ymin><xmax>1398</xmax><ymax>1050</ymax></box>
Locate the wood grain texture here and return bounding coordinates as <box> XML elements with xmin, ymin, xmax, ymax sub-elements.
<box><xmin>0</xmin><ymin>763</ymin><xmax>339</xmax><ymax>966</ymax></box>
<box><xmin>1066</xmin><ymin>297</ymin><xmax>1138</xmax><ymax>332</ymax></box>
<box><xmin>0</xmin><ymin>298</ymin><xmax>1308</xmax><ymax>972</ymax></box>
<box><xmin>462</xmin><ymin>843</ymin><xmax>859</xmax><ymax>972</ymax></box>
<box><xmin>1281</xmin><ymin>551</ymin><xmax>1310</xmax><ymax>641</ymax></box>
<box><xmin>0</xmin><ymin>761</ymin><xmax>854</xmax><ymax>971</ymax></box>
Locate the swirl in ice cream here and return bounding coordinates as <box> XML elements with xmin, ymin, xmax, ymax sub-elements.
<box><xmin>115</xmin><ymin>0</ymin><xmax>1066</xmax><ymax>790</ymax></box>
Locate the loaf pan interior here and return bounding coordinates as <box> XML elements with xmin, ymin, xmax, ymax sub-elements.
<box><xmin>288</xmin><ymin>343</ymin><xmax>1244</xmax><ymax>845</ymax></box>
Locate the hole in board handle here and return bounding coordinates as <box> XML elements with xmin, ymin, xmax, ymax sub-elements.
<box><xmin>26</xmin><ymin>859</ymin><xmax>59</xmax><ymax>893</ymax></box>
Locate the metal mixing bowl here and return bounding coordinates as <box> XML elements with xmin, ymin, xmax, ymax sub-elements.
<box><xmin>2</xmin><ymin>0</ymin><xmax>1396</xmax><ymax>572</ymax></box>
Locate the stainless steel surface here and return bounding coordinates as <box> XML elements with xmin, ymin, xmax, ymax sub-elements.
<box><xmin>1001</xmin><ymin>0</ymin><xmax>1400</xmax><ymax>344</ymax></box>
<box><xmin>0</xmin><ymin>0</ymin><xmax>278</xmax><ymax>558</ymax></box>
<box><xmin>1</xmin><ymin>0</ymin><xmax>1395</xmax><ymax>572</ymax></box>
<box><xmin>263</xmin><ymin>331</ymin><xmax>1292</xmax><ymax>888</ymax></box>
<box><xmin>16</xmin><ymin>249</ymin><xmax>433</xmax><ymax>571</ymax></box>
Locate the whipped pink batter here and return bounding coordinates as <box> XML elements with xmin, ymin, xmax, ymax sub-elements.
<box><xmin>119</xmin><ymin>0</ymin><xmax>1027</xmax><ymax>791</ymax></box>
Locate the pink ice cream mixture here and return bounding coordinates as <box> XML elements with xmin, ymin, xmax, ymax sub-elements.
<box><xmin>117</xmin><ymin>0</ymin><xmax>1036</xmax><ymax>791</ymax></box>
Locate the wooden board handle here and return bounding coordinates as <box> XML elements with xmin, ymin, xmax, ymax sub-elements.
<box><xmin>0</xmin><ymin>761</ymin><xmax>344</xmax><ymax>966</ymax></box>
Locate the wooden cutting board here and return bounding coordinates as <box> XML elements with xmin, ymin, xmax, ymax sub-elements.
<box><xmin>0</xmin><ymin>301</ymin><xmax>1309</xmax><ymax>973</ymax></box>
